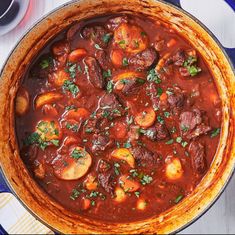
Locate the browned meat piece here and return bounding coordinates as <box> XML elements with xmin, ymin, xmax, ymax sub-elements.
<box><xmin>180</xmin><ymin>109</ymin><xmax>202</xmax><ymax>131</ymax></box>
<box><xmin>84</xmin><ymin>56</ymin><xmax>105</xmax><ymax>89</ymax></box>
<box><xmin>144</xmin><ymin>123</ymin><xmax>169</xmax><ymax>141</ymax></box>
<box><xmin>128</xmin><ymin>125</ymin><xmax>140</xmax><ymax>141</ymax></box>
<box><xmin>81</xmin><ymin>25</ymin><xmax>112</xmax><ymax>48</ymax></box>
<box><xmin>172</xmin><ymin>49</ymin><xmax>186</xmax><ymax>66</ymax></box>
<box><xmin>91</xmin><ymin>134</ymin><xmax>114</xmax><ymax>152</ymax></box>
<box><xmin>187</xmin><ymin>123</ymin><xmax>212</xmax><ymax>139</ymax></box>
<box><xmin>66</xmin><ymin>22</ymin><xmax>82</xmax><ymax>41</ymax></box>
<box><xmin>95</xmin><ymin>50</ymin><xmax>109</xmax><ymax>70</ymax></box>
<box><xmin>97</xmin><ymin>159</ymin><xmax>111</xmax><ymax>173</ymax></box>
<box><xmin>154</xmin><ymin>40</ymin><xmax>165</xmax><ymax>51</ymax></box>
<box><xmin>52</xmin><ymin>40</ymin><xmax>70</xmax><ymax>56</ymax></box>
<box><xmin>148</xmin><ymin>82</ymin><xmax>160</xmax><ymax>111</ymax></box>
<box><xmin>122</xmin><ymin>78</ymin><xmax>145</xmax><ymax>95</ymax></box>
<box><xmin>130</xmin><ymin>146</ymin><xmax>161</xmax><ymax>166</ymax></box>
<box><xmin>167</xmin><ymin>93</ymin><xmax>184</xmax><ymax>109</ymax></box>
<box><xmin>33</xmin><ymin>162</ymin><xmax>45</xmax><ymax>179</ymax></box>
<box><xmin>129</xmin><ymin>48</ymin><xmax>158</xmax><ymax>70</ymax></box>
<box><xmin>180</xmin><ymin>109</ymin><xmax>211</xmax><ymax>139</ymax></box>
<box><xmin>188</xmin><ymin>141</ymin><xmax>207</xmax><ymax>174</ymax></box>
<box><xmin>99</xmin><ymin>93</ymin><xmax>124</xmax><ymax>118</ymax></box>
<box><xmin>107</xmin><ymin>16</ymin><xmax>128</xmax><ymax>30</ymax></box>
<box><xmin>98</xmin><ymin>172</ymin><xmax>114</xmax><ymax>194</ymax></box>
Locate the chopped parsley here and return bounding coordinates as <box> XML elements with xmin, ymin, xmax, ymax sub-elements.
<box><xmin>118</xmin><ymin>40</ymin><xmax>126</xmax><ymax>48</ymax></box>
<box><xmin>176</xmin><ymin>136</ymin><xmax>182</xmax><ymax>143</ymax></box>
<box><xmin>147</xmin><ymin>69</ymin><xmax>161</xmax><ymax>84</ymax></box>
<box><xmin>65</xmin><ymin>122</ymin><xmax>79</xmax><ymax>132</ymax></box>
<box><xmin>106</xmin><ymin>80</ymin><xmax>114</xmax><ymax>93</ymax></box>
<box><xmin>65</xmin><ymin>105</ymin><xmax>77</xmax><ymax>111</ymax></box>
<box><xmin>166</xmin><ymin>139</ymin><xmax>174</xmax><ymax>145</ymax></box>
<box><xmin>123</xmin><ymin>141</ymin><xmax>132</xmax><ymax>148</ymax></box>
<box><xmin>156</xmin><ymin>87</ymin><xmax>163</xmax><ymax>97</ymax></box>
<box><xmin>66</xmin><ymin>62</ymin><xmax>77</xmax><ymax>78</ymax></box>
<box><xmin>103</xmin><ymin>69</ymin><xmax>112</xmax><ymax>79</ymax></box>
<box><xmin>70</xmin><ymin>189</ymin><xmax>81</xmax><ymax>200</ymax></box>
<box><xmin>129</xmin><ymin>169</ymin><xmax>139</xmax><ymax>178</ymax></box>
<box><xmin>157</xmin><ymin>115</ymin><xmax>164</xmax><ymax>124</ymax></box>
<box><xmin>103</xmin><ymin>33</ymin><xmax>112</xmax><ymax>43</ymax></box>
<box><xmin>39</xmin><ymin>58</ymin><xmax>52</xmax><ymax>69</ymax></box>
<box><xmin>174</xmin><ymin>194</ymin><xmax>184</xmax><ymax>204</ymax></box>
<box><xmin>71</xmin><ymin>148</ymin><xmax>86</xmax><ymax>159</ymax></box>
<box><xmin>140</xmin><ymin>175</ymin><xmax>153</xmax><ymax>185</ymax></box>
<box><xmin>62</xmin><ymin>80</ymin><xmax>80</xmax><ymax>97</ymax></box>
<box><xmin>94</xmin><ymin>44</ymin><xmax>102</xmax><ymax>50</ymax></box>
<box><xmin>181</xmin><ymin>124</ymin><xmax>189</xmax><ymax>132</ymax></box>
<box><xmin>181</xmin><ymin>141</ymin><xmax>188</xmax><ymax>148</ymax></box>
<box><xmin>126</xmin><ymin>116</ymin><xmax>133</xmax><ymax>125</ymax></box>
<box><xmin>114</xmin><ymin>162</ymin><xmax>120</xmax><ymax>175</ymax></box>
<box><xmin>164</xmin><ymin>111</ymin><xmax>170</xmax><ymax>118</ymax></box>
<box><xmin>210</xmin><ymin>128</ymin><xmax>220</xmax><ymax>138</ymax></box>
<box><xmin>134</xmin><ymin>191</ymin><xmax>140</xmax><ymax>198</ymax></box>
<box><xmin>85</xmin><ymin>128</ymin><xmax>93</xmax><ymax>133</ymax></box>
<box><xmin>183</xmin><ymin>56</ymin><xmax>201</xmax><ymax>76</ymax></box>
<box><xmin>122</xmin><ymin>57</ymin><xmax>129</xmax><ymax>66</ymax></box>
<box><xmin>141</xmin><ymin>31</ymin><xmax>147</xmax><ymax>37</ymax></box>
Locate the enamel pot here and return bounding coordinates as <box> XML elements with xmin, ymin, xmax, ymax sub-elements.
<box><xmin>0</xmin><ymin>0</ymin><xmax>234</xmax><ymax>234</ymax></box>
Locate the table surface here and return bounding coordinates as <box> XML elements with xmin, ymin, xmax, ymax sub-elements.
<box><xmin>0</xmin><ymin>0</ymin><xmax>234</xmax><ymax>234</ymax></box>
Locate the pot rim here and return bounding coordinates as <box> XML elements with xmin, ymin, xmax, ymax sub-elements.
<box><xmin>0</xmin><ymin>0</ymin><xmax>234</xmax><ymax>234</ymax></box>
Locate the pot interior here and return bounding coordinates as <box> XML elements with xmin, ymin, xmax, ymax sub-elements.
<box><xmin>0</xmin><ymin>0</ymin><xmax>234</xmax><ymax>234</ymax></box>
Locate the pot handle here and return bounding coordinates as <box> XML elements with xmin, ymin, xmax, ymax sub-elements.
<box><xmin>164</xmin><ymin>0</ymin><xmax>235</xmax><ymax>67</ymax></box>
<box><xmin>0</xmin><ymin>168</ymin><xmax>11</xmax><ymax>193</ymax></box>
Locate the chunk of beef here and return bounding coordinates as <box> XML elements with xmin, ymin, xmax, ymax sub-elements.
<box><xmin>130</xmin><ymin>146</ymin><xmax>161</xmax><ymax>166</ymax></box>
<box><xmin>187</xmin><ymin>123</ymin><xmax>212</xmax><ymax>139</ymax></box>
<box><xmin>144</xmin><ymin>123</ymin><xmax>169</xmax><ymax>141</ymax></box>
<box><xmin>122</xmin><ymin>78</ymin><xmax>145</xmax><ymax>95</ymax></box>
<box><xmin>180</xmin><ymin>109</ymin><xmax>211</xmax><ymax>139</ymax></box>
<box><xmin>129</xmin><ymin>48</ymin><xmax>159</xmax><ymax>70</ymax></box>
<box><xmin>172</xmin><ymin>49</ymin><xmax>186</xmax><ymax>66</ymax></box>
<box><xmin>188</xmin><ymin>141</ymin><xmax>207</xmax><ymax>174</ymax></box>
<box><xmin>107</xmin><ymin>16</ymin><xmax>128</xmax><ymax>30</ymax></box>
<box><xmin>67</xmin><ymin>22</ymin><xmax>82</xmax><ymax>41</ymax></box>
<box><xmin>99</xmin><ymin>93</ymin><xmax>124</xmax><ymax>118</ymax></box>
<box><xmin>148</xmin><ymin>82</ymin><xmax>160</xmax><ymax>111</ymax></box>
<box><xmin>97</xmin><ymin>159</ymin><xmax>111</xmax><ymax>173</ymax></box>
<box><xmin>82</xmin><ymin>25</ymin><xmax>112</xmax><ymax>48</ymax></box>
<box><xmin>91</xmin><ymin>134</ymin><xmax>114</xmax><ymax>152</ymax></box>
<box><xmin>95</xmin><ymin>50</ymin><xmax>109</xmax><ymax>70</ymax></box>
<box><xmin>98</xmin><ymin>172</ymin><xmax>114</xmax><ymax>194</ymax></box>
<box><xmin>180</xmin><ymin>109</ymin><xmax>202</xmax><ymax>131</ymax></box>
<box><xmin>84</xmin><ymin>56</ymin><xmax>105</xmax><ymax>89</ymax></box>
<box><xmin>33</xmin><ymin>161</ymin><xmax>45</xmax><ymax>179</ymax></box>
<box><xmin>52</xmin><ymin>40</ymin><xmax>70</xmax><ymax>56</ymax></box>
<box><xmin>167</xmin><ymin>93</ymin><xmax>184</xmax><ymax>109</ymax></box>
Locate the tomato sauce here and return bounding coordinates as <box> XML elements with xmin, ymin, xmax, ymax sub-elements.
<box><xmin>15</xmin><ymin>14</ymin><xmax>221</xmax><ymax>222</ymax></box>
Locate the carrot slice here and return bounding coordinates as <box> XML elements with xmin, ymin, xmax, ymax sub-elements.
<box><xmin>68</xmin><ymin>48</ymin><xmax>87</xmax><ymax>62</ymax></box>
<box><xmin>36</xmin><ymin>119</ymin><xmax>62</xmax><ymax>141</ymax></box>
<box><xmin>114</xmin><ymin>187</ymin><xmax>127</xmax><ymax>203</ymax></box>
<box><xmin>82</xmin><ymin>198</ymin><xmax>91</xmax><ymax>210</ymax></box>
<box><xmin>160</xmin><ymin>92</ymin><xmax>168</xmax><ymax>101</ymax></box>
<box><xmin>167</xmin><ymin>38</ymin><xmax>177</xmax><ymax>48</ymax></box>
<box><xmin>54</xmin><ymin>146</ymin><xmax>92</xmax><ymax>180</ymax></box>
<box><xmin>49</xmin><ymin>69</ymin><xmax>70</xmax><ymax>87</ymax></box>
<box><xmin>15</xmin><ymin>87</ymin><xmax>29</xmax><ymax>116</ymax></box>
<box><xmin>111</xmin><ymin>148</ymin><xmax>135</xmax><ymax>168</ymax></box>
<box><xmin>119</xmin><ymin>175</ymin><xmax>140</xmax><ymax>192</ymax></box>
<box><xmin>110</xmin><ymin>49</ymin><xmax>124</xmax><ymax>67</ymax></box>
<box><xmin>135</xmin><ymin>107</ymin><xmax>156</xmax><ymax>128</ymax></box>
<box><xmin>84</xmin><ymin>174</ymin><xmax>98</xmax><ymax>191</ymax></box>
<box><xmin>35</xmin><ymin>91</ymin><xmax>63</xmax><ymax>109</ymax></box>
<box><xmin>165</xmin><ymin>157</ymin><xmax>183</xmax><ymax>180</ymax></box>
<box><xmin>137</xmin><ymin>198</ymin><xmax>147</xmax><ymax>210</ymax></box>
<box><xmin>64</xmin><ymin>108</ymin><xmax>90</xmax><ymax>122</ymax></box>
